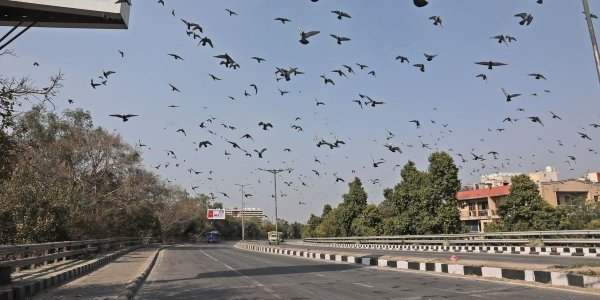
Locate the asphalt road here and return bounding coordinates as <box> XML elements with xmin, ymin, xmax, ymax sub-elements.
<box><xmin>284</xmin><ymin>241</ymin><xmax>600</xmax><ymax>267</ymax></box>
<box><xmin>135</xmin><ymin>243</ymin><xmax>598</xmax><ymax>300</ymax></box>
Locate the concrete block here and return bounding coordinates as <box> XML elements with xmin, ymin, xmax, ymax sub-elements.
<box><xmin>524</xmin><ymin>270</ymin><xmax>535</xmax><ymax>282</ymax></box>
<box><xmin>583</xmin><ymin>275</ymin><xmax>600</xmax><ymax>288</ymax></box>
<box><xmin>550</xmin><ymin>272</ymin><xmax>569</xmax><ymax>286</ymax></box>
<box><xmin>377</xmin><ymin>259</ymin><xmax>387</xmax><ymax>267</ymax></box>
<box><xmin>447</xmin><ymin>264</ymin><xmax>464</xmax><ymax>275</ymax></box>
<box><xmin>397</xmin><ymin>261</ymin><xmax>408</xmax><ymax>269</ymax></box>
<box><xmin>482</xmin><ymin>267</ymin><xmax>502</xmax><ymax>279</ymax></box>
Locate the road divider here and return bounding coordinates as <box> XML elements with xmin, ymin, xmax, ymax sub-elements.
<box><xmin>236</xmin><ymin>242</ymin><xmax>600</xmax><ymax>291</ymax></box>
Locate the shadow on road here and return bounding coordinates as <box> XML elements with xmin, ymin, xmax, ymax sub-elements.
<box><xmin>147</xmin><ymin>263</ymin><xmax>359</xmax><ymax>285</ymax></box>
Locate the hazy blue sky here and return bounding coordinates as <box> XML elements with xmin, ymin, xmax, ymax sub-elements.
<box><xmin>2</xmin><ymin>0</ymin><xmax>600</xmax><ymax>222</ymax></box>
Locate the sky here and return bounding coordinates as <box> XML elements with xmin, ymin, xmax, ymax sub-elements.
<box><xmin>2</xmin><ymin>0</ymin><xmax>600</xmax><ymax>222</ymax></box>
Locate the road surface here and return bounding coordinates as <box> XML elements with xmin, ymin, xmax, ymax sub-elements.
<box><xmin>135</xmin><ymin>243</ymin><xmax>598</xmax><ymax>300</ymax></box>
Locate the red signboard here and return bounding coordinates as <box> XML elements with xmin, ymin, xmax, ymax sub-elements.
<box><xmin>207</xmin><ymin>209</ymin><xmax>226</xmax><ymax>220</ymax></box>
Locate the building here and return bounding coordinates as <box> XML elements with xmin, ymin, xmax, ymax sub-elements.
<box><xmin>538</xmin><ymin>180</ymin><xmax>600</xmax><ymax>207</ymax></box>
<box><xmin>480</xmin><ymin>172</ymin><xmax>521</xmax><ymax>188</ymax></box>
<box><xmin>586</xmin><ymin>172</ymin><xmax>600</xmax><ymax>183</ymax></box>
<box><xmin>457</xmin><ymin>167</ymin><xmax>600</xmax><ymax>232</ymax></box>
<box><xmin>225</xmin><ymin>207</ymin><xmax>267</xmax><ymax>223</ymax></box>
<box><xmin>456</xmin><ymin>185</ymin><xmax>509</xmax><ymax>232</ymax></box>
<box><xmin>528</xmin><ymin>166</ymin><xmax>559</xmax><ymax>185</ymax></box>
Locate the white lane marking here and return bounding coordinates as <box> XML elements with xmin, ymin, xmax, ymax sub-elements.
<box><xmin>314</xmin><ymin>273</ymin><xmax>326</xmax><ymax>277</ymax></box>
<box><xmin>352</xmin><ymin>282</ymin><xmax>374</xmax><ymax>288</ymax></box>
<box><xmin>201</xmin><ymin>250</ymin><xmax>220</xmax><ymax>262</ymax></box>
<box><xmin>199</xmin><ymin>249</ymin><xmax>283</xmax><ymax>300</ymax></box>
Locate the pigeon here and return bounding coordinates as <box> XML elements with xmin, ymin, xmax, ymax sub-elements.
<box><xmin>274</xmin><ymin>17</ymin><xmax>292</xmax><ymax>24</ymax></box>
<box><xmin>109</xmin><ymin>114</ymin><xmax>138</xmax><ymax>122</ymax></box>
<box><xmin>502</xmin><ymin>88</ymin><xmax>521</xmax><ymax>102</ymax></box>
<box><xmin>528</xmin><ymin>73</ymin><xmax>547</xmax><ymax>80</ymax></box>
<box><xmin>515</xmin><ymin>13</ymin><xmax>534</xmax><ymax>26</ymax></box>
<box><xmin>424</xmin><ymin>53</ymin><xmax>437</xmax><ymax>61</ymax></box>
<box><xmin>299</xmin><ymin>31</ymin><xmax>320</xmax><ymax>45</ymax></box>
<box><xmin>331</xmin><ymin>10</ymin><xmax>351</xmax><ymax>20</ymax></box>
<box><xmin>330</xmin><ymin>34</ymin><xmax>351</xmax><ymax>45</ymax></box>
<box><xmin>395</xmin><ymin>56</ymin><xmax>409</xmax><ymax>63</ymax></box>
<box><xmin>475</xmin><ymin>61</ymin><xmax>508</xmax><ymax>70</ymax></box>
<box><xmin>258</xmin><ymin>121</ymin><xmax>274</xmax><ymax>130</ymax></box>
<box><xmin>429</xmin><ymin>16</ymin><xmax>442</xmax><ymax>27</ymax></box>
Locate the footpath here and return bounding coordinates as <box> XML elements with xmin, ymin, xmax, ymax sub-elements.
<box><xmin>34</xmin><ymin>247</ymin><xmax>158</xmax><ymax>300</ymax></box>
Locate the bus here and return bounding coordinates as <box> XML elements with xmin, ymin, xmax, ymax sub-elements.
<box><xmin>205</xmin><ymin>230</ymin><xmax>220</xmax><ymax>243</ymax></box>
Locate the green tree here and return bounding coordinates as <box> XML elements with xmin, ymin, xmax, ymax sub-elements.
<box><xmin>426</xmin><ymin>152</ymin><xmax>462</xmax><ymax>233</ymax></box>
<box><xmin>303</xmin><ymin>213</ymin><xmax>321</xmax><ymax>237</ymax></box>
<box><xmin>497</xmin><ymin>175</ymin><xmax>557</xmax><ymax>231</ymax></box>
<box><xmin>337</xmin><ymin>178</ymin><xmax>368</xmax><ymax>236</ymax></box>
<box><xmin>351</xmin><ymin>204</ymin><xmax>383</xmax><ymax>236</ymax></box>
<box><xmin>316</xmin><ymin>208</ymin><xmax>340</xmax><ymax>237</ymax></box>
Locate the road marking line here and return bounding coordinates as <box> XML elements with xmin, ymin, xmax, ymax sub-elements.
<box><xmin>199</xmin><ymin>249</ymin><xmax>283</xmax><ymax>300</ymax></box>
<box><xmin>352</xmin><ymin>282</ymin><xmax>374</xmax><ymax>288</ymax></box>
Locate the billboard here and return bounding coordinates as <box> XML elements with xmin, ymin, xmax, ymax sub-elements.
<box><xmin>0</xmin><ymin>0</ymin><xmax>130</xmax><ymax>29</ymax></box>
<box><xmin>207</xmin><ymin>209</ymin><xmax>226</xmax><ymax>220</ymax></box>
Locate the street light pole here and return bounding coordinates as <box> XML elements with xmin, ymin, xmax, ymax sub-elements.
<box><xmin>234</xmin><ymin>183</ymin><xmax>251</xmax><ymax>241</ymax></box>
<box><xmin>258</xmin><ymin>168</ymin><xmax>292</xmax><ymax>244</ymax></box>
<box><xmin>583</xmin><ymin>0</ymin><xmax>600</xmax><ymax>85</ymax></box>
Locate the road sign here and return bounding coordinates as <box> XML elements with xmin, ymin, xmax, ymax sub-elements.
<box><xmin>0</xmin><ymin>0</ymin><xmax>130</xmax><ymax>29</ymax></box>
<box><xmin>207</xmin><ymin>209</ymin><xmax>226</xmax><ymax>220</ymax></box>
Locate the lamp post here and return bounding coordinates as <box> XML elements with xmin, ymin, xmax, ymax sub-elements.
<box><xmin>583</xmin><ymin>0</ymin><xmax>600</xmax><ymax>85</ymax></box>
<box><xmin>258</xmin><ymin>168</ymin><xmax>292</xmax><ymax>244</ymax></box>
<box><xmin>234</xmin><ymin>183</ymin><xmax>251</xmax><ymax>241</ymax></box>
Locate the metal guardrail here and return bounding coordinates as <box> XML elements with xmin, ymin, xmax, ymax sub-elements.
<box><xmin>0</xmin><ymin>237</ymin><xmax>145</xmax><ymax>285</ymax></box>
<box><xmin>303</xmin><ymin>230</ymin><xmax>600</xmax><ymax>246</ymax></box>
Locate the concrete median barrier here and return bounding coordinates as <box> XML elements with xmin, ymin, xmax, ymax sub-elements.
<box><xmin>235</xmin><ymin>242</ymin><xmax>600</xmax><ymax>291</ymax></box>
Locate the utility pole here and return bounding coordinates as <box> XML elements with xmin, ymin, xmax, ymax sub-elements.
<box><xmin>258</xmin><ymin>168</ymin><xmax>292</xmax><ymax>244</ymax></box>
<box><xmin>583</xmin><ymin>0</ymin><xmax>600</xmax><ymax>85</ymax></box>
<box><xmin>234</xmin><ymin>183</ymin><xmax>251</xmax><ymax>241</ymax></box>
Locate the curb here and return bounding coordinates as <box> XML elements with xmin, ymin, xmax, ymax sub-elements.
<box><xmin>0</xmin><ymin>246</ymin><xmax>142</xmax><ymax>300</ymax></box>
<box><xmin>118</xmin><ymin>245</ymin><xmax>165</xmax><ymax>300</ymax></box>
<box><xmin>236</xmin><ymin>242</ymin><xmax>600</xmax><ymax>291</ymax></box>
<box><xmin>301</xmin><ymin>242</ymin><xmax>600</xmax><ymax>257</ymax></box>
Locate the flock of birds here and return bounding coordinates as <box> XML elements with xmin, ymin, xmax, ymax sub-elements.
<box><xmin>32</xmin><ymin>0</ymin><xmax>600</xmax><ymax>211</ymax></box>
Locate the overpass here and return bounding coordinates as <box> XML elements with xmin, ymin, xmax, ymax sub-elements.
<box><xmin>0</xmin><ymin>234</ymin><xmax>599</xmax><ymax>299</ymax></box>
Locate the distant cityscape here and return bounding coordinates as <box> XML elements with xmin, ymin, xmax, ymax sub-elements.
<box><xmin>458</xmin><ymin>166</ymin><xmax>600</xmax><ymax>232</ymax></box>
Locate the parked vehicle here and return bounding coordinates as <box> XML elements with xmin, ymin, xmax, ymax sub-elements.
<box><xmin>268</xmin><ymin>231</ymin><xmax>284</xmax><ymax>245</ymax></box>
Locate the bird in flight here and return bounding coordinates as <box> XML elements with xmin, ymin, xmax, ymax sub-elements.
<box><xmin>299</xmin><ymin>30</ymin><xmax>320</xmax><ymax>45</ymax></box>
<box><xmin>528</xmin><ymin>73</ymin><xmax>547</xmax><ymax>80</ymax></box>
<box><xmin>331</xmin><ymin>10</ymin><xmax>351</xmax><ymax>20</ymax></box>
<box><xmin>528</xmin><ymin>116</ymin><xmax>544</xmax><ymax>126</ymax></box>
<box><xmin>169</xmin><ymin>83</ymin><xmax>180</xmax><ymax>92</ymax></box>
<box><xmin>475</xmin><ymin>61</ymin><xmax>508</xmax><ymax>70</ymax></box>
<box><xmin>168</xmin><ymin>53</ymin><xmax>184</xmax><ymax>61</ymax></box>
<box><xmin>476</xmin><ymin>74</ymin><xmax>487</xmax><ymax>81</ymax></box>
<box><xmin>429</xmin><ymin>16</ymin><xmax>442</xmax><ymax>27</ymax></box>
<box><xmin>251</xmin><ymin>57</ymin><xmax>266</xmax><ymax>63</ymax></box>
<box><xmin>578</xmin><ymin>132</ymin><xmax>592</xmax><ymax>140</ymax></box>
<box><xmin>514</xmin><ymin>13</ymin><xmax>534</xmax><ymax>26</ymax></box>
<box><xmin>274</xmin><ymin>17</ymin><xmax>291</xmax><ymax>24</ymax></box>
<box><xmin>413</xmin><ymin>64</ymin><xmax>425</xmax><ymax>72</ymax></box>
<box><xmin>258</xmin><ymin>121</ymin><xmax>274</xmax><ymax>130</ymax></box>
<box><xmin>409</xmin><ymin>120</ymin><xmax>421</xmax><ymax>128</ymax></box>
<box><xmin>424</xmin><ymin>53</ymin><xmax>437</xmax><ymax>61</ymax></box>
<box><xmin>396</xmin><ymin>56</ymin><xmax>409</xmax><ymax>63</ymax></box>
<box><xmin>330</xmin><ymin>34</ymin><xmax>351</xmax><ymax>45</ymax></box>
<box><xmin>254</xmin><ymin>148</ymin><xmax>267</xmax><ymax>158</ymax></box>
<box><xmin>109</xmin><ymin>114</ymin><xmax>138</xmax><ymax>122</ymax></box>
<box><xmin>225</xmin><ymin>9</ymin><xmax>238</xmax><ymax>16</ymax></box>
<box><xmin>502</xmin><ymin>88</ymin><xmax>521</xmax><ymax>102</ymax></box>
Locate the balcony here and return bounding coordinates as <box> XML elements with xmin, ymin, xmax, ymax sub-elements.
<box><xmin>460</xmin><ymin>209</ymin><xmax>496</xmax><ymax>220</ymax></box>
